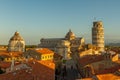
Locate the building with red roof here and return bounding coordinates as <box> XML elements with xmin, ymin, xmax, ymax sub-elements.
<box><xmin>24</xmin><ymin>48</ymin><xmax>54</xmax><ymax>60</ymax></box>
<box><xmin>0</xmin><ymin>60</ymin><xmax>55</xmax><ymax>80</ymax></box>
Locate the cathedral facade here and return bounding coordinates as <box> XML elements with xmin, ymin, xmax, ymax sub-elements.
<box><xmin>8</xmin><ymin>31</ymin><xmax>25</xmax><ymax>52</ymax></box>
<box><xmin>38</xmin><ymin>30</ymin><xmax>85</xmax><ymax>59</ymax></box>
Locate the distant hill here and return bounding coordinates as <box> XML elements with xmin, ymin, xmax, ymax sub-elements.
<box><xmin>106</xmin><ymin>43</ymin><xmax>120</xmax><ymax>47</ymax></box>
<box><xmin>0</xmin><ymin>45</ymin><xmax>37</xmax><ymax>48</ymax></box>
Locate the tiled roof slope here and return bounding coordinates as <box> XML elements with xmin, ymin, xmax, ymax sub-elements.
<box><xmin>0</xmin><ymin>60</ymin><xmax>55</xmax><ymax>80</ymax></box>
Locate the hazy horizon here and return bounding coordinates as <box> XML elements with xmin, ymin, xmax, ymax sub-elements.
<box><xmin>0</xmin><ymin>0</ymin><xmax>120</xmax><ymax>45</ymax></box>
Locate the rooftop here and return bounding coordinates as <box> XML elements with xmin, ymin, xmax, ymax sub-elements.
<box><xmin>97</xmin><ymin>73</ymin><xmax>120</xmax><ymax>80</ymax></box>
<box><xmin>79</xmin><ymin>55</ymin><xmax>104</xmax><ymax>66</ymax></box>
<box><xmin>0</xmin><ymin>60</ymin><xmax>55</xmax><ymax>80</ymax></box>
<box><xmin>30</xmin><ymin>48</ymin><xmax>54</xmax><ymax>55</ymax></box>
<box><xmin>0</xmin><ymin>51</ymin><xmax>23</xmax><ymax>58</ymax></box>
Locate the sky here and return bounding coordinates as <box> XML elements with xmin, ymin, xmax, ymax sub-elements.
<box><xmin>0</xmin><ymin>0</ymin><xmax>120</xmax><ymax>45</ymax></box>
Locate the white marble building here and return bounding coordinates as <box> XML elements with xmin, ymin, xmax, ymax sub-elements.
<box><xmin>38</xmin><ymin>30</ymin><xmax>85</xmax><ymax>59</ymax></box>
<box><xmin>92</xmin><ymin>21</ymin><xmax>104</xmax><ymax>52</ymax></box>
<box><xmin>8</xmin><ymin>31</ymin><xmax>25</xmax><ymax>52</ymax></box>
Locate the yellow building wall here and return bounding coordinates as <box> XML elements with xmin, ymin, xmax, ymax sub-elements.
<box><xmin>4</xmin><ymin>57</ymin><xmax>24</xmax><ymax>62</ymax></box>
<box><xmin>41</xmin><ymin>54</ymin><xmax>53</xmax><ymax>60</ymax></box>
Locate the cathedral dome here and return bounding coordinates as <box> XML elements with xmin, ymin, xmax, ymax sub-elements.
<box><xmin>10</xmin><ymin>31</ymin><xmax>24</xmax><ymax>41</ymax></box>
<box><xmin>65</xmin><ymin>29</ymin><xmax>76</xmax><ymax>40</ymax></box>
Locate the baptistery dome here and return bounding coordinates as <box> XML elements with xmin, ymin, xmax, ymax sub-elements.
<box><xmin>8</xmin><ymin>31</ymin><xmax>25</xmax><ymax>52</ymax></box>
<box><xmin>10</xmin><ymin>32</ymin><xmax>24</xmax><ymax>41</ymax></box>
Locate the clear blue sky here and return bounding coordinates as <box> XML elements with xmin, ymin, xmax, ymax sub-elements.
<box><xmin>0</xmin><ymin>0</ymin><xmax>120</xmax><ymax>45</ymax></box>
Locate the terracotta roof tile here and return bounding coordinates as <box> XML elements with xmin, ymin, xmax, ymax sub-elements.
<box><xmin>97</xmin><ymin>73</ymin><xmax>120</xmax><ymax>80</ymax></box>
<box><xmin>0</xmin><ymin>61</ymin><xmax>21</xmax><ymax>69</ymax></box>
<box><xmin>27</xmin><ymin>48</ymin><xmax>54</xmax><ymax>55</ymax></box>
<box><xmin>35</xmin><ymin>48</ymin><xmax>54</xmax><ymax>54</ymax></box>
<box><xmin>0</xmin><ymin>60</ymin><xmax>55</xmax><ymax>80</ymax></box>
<box><xmin>0</xmin><ymin>51</ymin><xmax>23</xmax><ymax>57</ymax></box>
<box><xmin>79</xmin><ymin>55</ymin><xmax>104</xmax><ymax>66</ymax></box>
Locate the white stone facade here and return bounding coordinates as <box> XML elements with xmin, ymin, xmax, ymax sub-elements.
<box><xmin>8</xmin><ymin>32</ymin><xmax>25</xmax><ymax>52</ymax></box>
<box><xmin>92</xmin><ymin>21</ymin><xmax>104</xmax><ymax>52</ymax></box>
<box><xmin>38</xmin><ymin>30</ymin><xmax>85</xmax><ymax>59</ymax></box>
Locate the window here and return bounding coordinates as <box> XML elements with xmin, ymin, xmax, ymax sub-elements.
<box><xmin>50</xmin><ymin>55</ymin><xmax>53</xmax><ymax>58</ymax></box>
<box><xmin>42</xmin><ymin>56</ymin><xmax>44</xmax><ymax>59</ymax></box>
<box><xmin>45</xmin><ymin>56</ymin><xmax>47</xmax><ymax>58</ymax></box>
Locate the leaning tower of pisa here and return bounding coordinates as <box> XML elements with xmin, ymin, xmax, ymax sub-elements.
<box><xmin>92</xmin><ymin>21</ymin><xmax>104</xmax><ymax>52</ymax></box>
